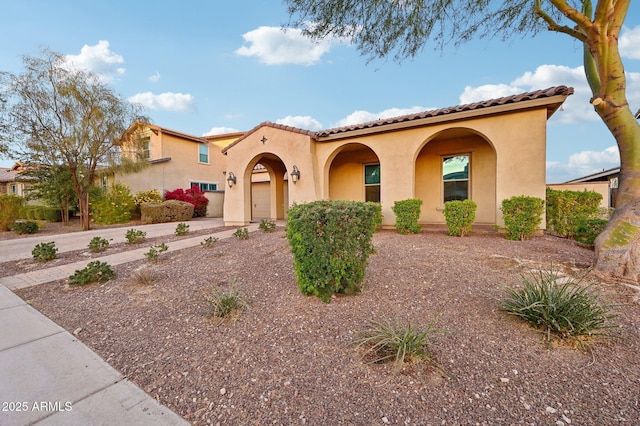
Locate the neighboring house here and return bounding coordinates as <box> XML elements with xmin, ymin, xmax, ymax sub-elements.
<box><xmin>112</xmin><ymin>123</ymin><xmax>242</xmax><ymax>217</ymax></box>
<box><xmin>548</xmin><ymin>167</ymin><xmax>619</xmax><ymax>208</ymax></box>
<box><xmin>222</xmin><ymin>86</ymin><xmax>574</xmax><ymax>228</ymax></box>
<box><xmin>0</xmin><ymin>162</ymin><xmax>32</xmax><ymax>198</ymax></box>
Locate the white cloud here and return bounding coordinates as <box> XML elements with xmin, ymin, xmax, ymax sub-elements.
<box><xmin>334</xmin><ymin>106</ymin><xmax>428</xmax><ymax>127</ymax></box>
<box><xmin>127</xmin><ymin>92</ymin><xmax>195</xmax><ymax>111</ymax></box>
<box><xmin>203</xmin><ymin>126</ymin><xmax>240</xmax><ymax>136</ymax></box>
<box><xmin>546</xmin><ymin>145</ymin><xmax>620</xmax><ymax>183</ymax></box>
<box><xmin>276</xmin><ymin>115</ymin><xmax>323</xmax><ymax>130</ymax></box>
<box><xmin>620</xmin><ymin>25</ymin><xmax>640</xmax><ymax>60</ymax></box>
<box><xmin>148</xmin><ymin>71</ymin><xmax>161</xmax><ymax>83</ymax></box>
<box><xmin>235</xmin><ymin>26</ymin><xmax>333</xmax><ymax>66</ymax></box>
<box><xmin>64</xmin><ymin>40</ymin><xmax>125</xmax><ymax>83</ymax></box>
<box><xmin>459</xmin><ymin>84</ymin><xmax>524</xmax><ymax>103</ymax></box>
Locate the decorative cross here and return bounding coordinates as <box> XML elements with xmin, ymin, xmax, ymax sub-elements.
<box><xmin>261</xmin><ymin>136</ymin><xmax>268</xmax><ymax>144</ymax></box>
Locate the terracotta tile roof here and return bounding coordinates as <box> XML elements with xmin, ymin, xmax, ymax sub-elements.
<box><xmin>315</xmin><ymin>86</ymin><xmax>574</xmax><ymax>138</ymax></box>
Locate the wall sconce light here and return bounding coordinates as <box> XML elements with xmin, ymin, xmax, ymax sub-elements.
<box><xmin>290</xmin><ymin>165</ymin><xmax>300</xmax><ymax>184</ymax></box>
<box><xmin>227</xmin><ymin>172</ymin><xmax>236</xmax><ymax>188</ymax></box>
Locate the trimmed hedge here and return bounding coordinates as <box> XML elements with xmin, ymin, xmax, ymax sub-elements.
<box><xmin>391</xmin><ymin>199</ymin><xmax>423</xmax><ymax>234</ymax></box>
<box><xmin>501</xmin><ymin>195</ymin><xmax>545</xmax><ymax>241</ymax></box>
<box><xmin>443</xmin><ymin>199</ymin><xmax>477</xmax><ymax>237</ymax></box>
<box><xmin>140</xmin><ymin>200</ymin><xmax>194</xmax><ymax>224</ymax></box>
<box><xmin>286</xmin><ymin>200</ymin><xmax>382</xmax><ymax>302</ymax></box>
<box><xmin>546</xmin><ymin>188</ymin><xmax>602</xmax><ymax>238</ymax></box>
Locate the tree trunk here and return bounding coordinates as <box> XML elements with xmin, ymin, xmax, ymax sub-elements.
<box><xmin>77</xmin><ymin>190</ymin><xmax>91</xmax><ymax>231</ymax></box>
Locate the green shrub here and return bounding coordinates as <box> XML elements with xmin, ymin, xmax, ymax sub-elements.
<box><xmin>443</xmin><ymin>199</ymin><xmax>477</xmax><ymax>237</ymax></box>
<box><xmin>125</xmin><ymin>228</ymin><xmax>147</xmax><ymax>244</ymax></box>
<box><xmin>139</xmin><ymin>200</ymin><xmax>194</xmax><ymax>224</ymax></box>
<box><xmin>258</xmin><ymin>219</ymin><xmax>276</xmax><ymax>232</ymax></box>
<box><xmin>574</xmin><ymin>218</ymin><xmax>608</xmax><ymax>245</ymax></box>
<box><xmin>42</xmin><ymin>207</ymin><xmax>62</xmax><ymax>222</ymax></box>
<box><xmin>175</xmin><ymin>222</ymin><xmax>190</xmax><ymax>236</ymax></box>
<box><xmin>286</xmin><ymin>200</ymin><xmax>382</xmax><ymax>302</ymax></box>
<box><xmin>88</xmin><ymin>236</ymin><xmax>110</xmax><ymax>252</ymax></box>
<box><xmin>92</xmin><ymin>183</ymin><xmax>135</xmax><ymax>225</ymax></box>
<box><xmin>501</xmin><ymin>195</ymin><xmax>544</xmax><ymax>241</ymax></box>
<box><xmin>502</xmin><ymin>267</ymin><xmax>617</xmax><ymax>345</ymax></box>
<box><xmin>201</xmin><ymin>236</ymin><xmax>219</xmax><ymax>247</ymax></box>
<box><xmin>199</xmin><ymin>285</ymin><xmax>248</xmax><ymax>319</ymax></box>
<box><xmin>391</xmin><ymin>199</ymin><xmax>423</xmax><ymax>234</ymax></box>
<box><xmin>233</xmin><ymin>227</ymin><xmax>249</xmax><ymax>239</ymax></box>
<box><xmin>546</xmin><ymin>188</ymin><xmax>602</xmax><ymax>238</ymax></box>
<box><xmin>144</xmin><ymin>242</ymin><xmax>169</xmax><ymax>262</ymax></box>
<box><xmin>20</xmin><ymin>205</ymin><xmax>38</xmax><ymax>220</ymax></box>
<box><xmin>32</xmin><ymin>241</ymin><xmax>58</xmax><ymax>262</ymax></box>
<box><xmin>68</xmin><ymin>261</ymin><xmax>115</xmax><ymax>286</ymax></box>
<box><xmin>11</xmin><ymin>221</ymin><xmax>39</xmax><ymax>234</ymax></box>
<box><xmin>0</xmin><ymin>194</ymin><xmax>25</xmax><ymax>231</ymax></box>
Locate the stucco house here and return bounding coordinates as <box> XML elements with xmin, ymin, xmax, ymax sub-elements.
<box><xmin>222</xmin><ymin>86</ymin><xmax>573</xmax><ymax>228</ymax></box>
<box><xmin>112</xmin><ymin>123</ymin><xmax>243</xmax><ymax>217</ymax></box>
<box><xmin>0</xmin><ymin>162</ymin><xmax>33</xmax><ymax>198</ymax></box>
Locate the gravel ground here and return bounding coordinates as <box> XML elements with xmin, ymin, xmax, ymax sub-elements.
<box><xmin>9</xmin><ymin>225</ymin><xmax>640</xmax><ymax>425</ymax></box>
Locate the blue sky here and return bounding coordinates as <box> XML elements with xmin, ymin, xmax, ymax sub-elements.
<box><xmin>1</xmin><ymin>1</ymin><xmax>639</xmax><ymax>183</ymax></box>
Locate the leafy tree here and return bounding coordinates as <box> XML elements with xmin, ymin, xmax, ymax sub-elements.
<box><xmin>0</xmin><ymin>49</ymin><xmax>148</xmax><ymax>230</ymax></box>
<box><xmin>22</xmin><ymin>164</ymin><xmax>77</xmax><ymax>225</ymax></box>
<box><xmin>286</xmin><ymin>0</ymin><xmax>640</xmax><ymax>282</ymax></box>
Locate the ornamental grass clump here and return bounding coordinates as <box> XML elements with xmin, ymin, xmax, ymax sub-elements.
<box><xmin>286</xmin><ymin>200</ymin><xmax>382</xmax><ymax>302</ymax></box>
<box><xmin>502</xmin><ymin>267</ymin><xmax>617</xmax><ymax>345</ymax></box>
<box><xmin>199</xmin><ymin>285</ymin><xmax>248</xmax><ymax>320</ymax></box>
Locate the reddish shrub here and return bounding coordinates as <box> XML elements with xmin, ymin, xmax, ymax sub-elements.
<box><xmin>164</xmin><ymin>186</ymin><xmax>209</xmax><ymax>217</ymax></box>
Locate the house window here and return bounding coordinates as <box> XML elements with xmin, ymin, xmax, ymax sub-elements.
<box><xmin>142</xmin><ymin>138</ymin><xmax>151</xmax><ymax>160</ymax></box>
<box><xmin>364</xmin><ymin>164</ymin><xmax>381</xmax><ymax>203</ymax></box>
<box><xmin>10</xmin><ymin>184</ymin><xmax>18</xmax><ymax>195</ymax></box>
<box><xmin>442</xmin><ymin>154</ymin><xmax>470</xmax><ymax>202</ymax></box>
<box><xmin>101</xmin><ymin>176</ymin><xmax>108</xmax><ymax>188</ymax></box>
<box><xmin>191</xmin><ymin>181</ymin><xmax>217</xmax><ymax>192</ymax></box>
<box><xmin>199</xmin><ymin>144</ymin><xmax>209</xmax><ymax>163</ymax></box>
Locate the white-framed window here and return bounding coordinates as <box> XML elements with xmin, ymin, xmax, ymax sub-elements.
<box><xmin>101</xmin><ymin>176</ymin><xmax>108</xmax><ymax>188</ymax></box>
<box><xmin>142</xmin><ymin>137</ymin><xmax>151</xmax><ymax>160</ymax></box>
<box><xmin>190</xmin><ymin>181</ymin><xmax>218</xmax><ymax>192</ymax></box>
<box><xmin>198</xmin><ymin>144</ymin><xmax>209</xmax><ymax>164</ymax></box>
<box><xmin>364</xmin><ymin>163</ymin><xmax>381</xmax><ymax>203</ymax></box>
<box><xmin>442</xmin><ymin>154</ymin><xmax>470</xmax><ymax>202</ymax></box>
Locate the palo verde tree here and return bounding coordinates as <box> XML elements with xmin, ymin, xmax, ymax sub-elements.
<box><xmin>286</xmin><ymin>0</ymin><xmax>640</xmax><ymax>283</ymax></box>
<box><xmin>0</xmin><ymin>49</ymin><xmax>149</xmax><ymax>230</ymax></box>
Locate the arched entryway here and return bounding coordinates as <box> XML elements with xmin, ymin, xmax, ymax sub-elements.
<box><xmin>245</xmin><ymin>154</ymin><xmax>291</xmax><ymax>221</ymax></box>
<box><xmin>414</xmin><ymin>128</ymin><xmax>497</xmax><ymax>224</ymax></box>
<box><xmin>327</xmin><ymin>143</ymin><xmax>381</xmax><ymax>202</ymax></box>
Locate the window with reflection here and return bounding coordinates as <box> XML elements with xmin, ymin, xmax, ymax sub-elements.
<box><xmin>364</xmin><ymin>164</ymin><xmax>381</xmax><ymax>203</ymax></box>
<box><xmin>442</xmin><ymin>155</ymin><xmax>469</xmax><ymax>202</ymax></box>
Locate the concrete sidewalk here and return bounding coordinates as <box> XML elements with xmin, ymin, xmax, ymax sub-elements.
<box><xmin>0</xmin><ymin>220</ymin><xmax>258</xmax><ymax>425</ymax></box>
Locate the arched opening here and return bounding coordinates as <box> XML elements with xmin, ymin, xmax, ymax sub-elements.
<box><xmin>245</xmin><ymin>153</ymin><xmax>290</xmax><ymax>221</ymax></box>
<box><xmin>414</xmin><ymin>128</ymin><xmax>497</xmax><ymax>224</ymax></box>
<box><xmin>327</xmin><ymin>143</ymin><xmax>381</xmax><ymax>202</ymax></box>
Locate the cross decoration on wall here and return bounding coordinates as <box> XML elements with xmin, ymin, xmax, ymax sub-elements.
<box><xmin>261</xmin><ymin>136</ymin><xmax>268</xmax><ymax>144</ymax></box>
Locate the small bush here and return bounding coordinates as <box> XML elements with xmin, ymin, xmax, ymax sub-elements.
<box><xmin>91</xmin><ymin>183</ymin><xmax>135</xmax><ymax>225</ymax></box>
<box><xmin>88</xmin><ymin>236</ymin><xmax>110</xmax><ymax>252</ymax></box>
<box><xmin>140</xmin><ymin>200</ymin><xmax>194</xmax><ymax>224</ymax></box>
<box><xmin>546</xmin><ymin>188</ymin><xmax>602</xmax><ymax>238</ymax></box>
<box><xmin>175</xmin><ymin>222</ymin><xmax>190</xmax><ymax>236</ymax></box>
<box><xmin>145</xmin><ymin>242</ymin><xmax>169</xmax><ymax>262</ymax></box>
<box><xmin>259</xmin><ymin>219</ymin><xmax>276</xmax><ymax>232</ymax></box>
<box><xmin>443</xmin><ymin>200</ymin><xmax>477</xmax><ymax>237</ymax></box>
<box><xmin>286</xmin><ymin>200</ymin><xmax>382</xmax><ymax>302</ymax></box>
<box><xmin>133</xmin><ymin>189</ymin><xmax>163</xmax><ymax>205</ymax></box>
<box><xmin>32</xmin><ymin>241</ymin><xmax>58</xmax><ymax>262</ymax></box>
<box><xmin>125</xmin><ymin>228</ymin><xmax>147</xmax><ymax>244</ymax></box>
<box><xmin>199</xmin><ymin>285</ymin><xmax>248</xmax><ymax>319</ymax></box>
<box><xmin>11</xmin><ymin>221</ymin><xmax>39</xmax><ymax>234</ymax></box>
<box><xmin>391</xmin><ymin>199</ymin><xmax>423</xmax><ymax>234</ymax></box>
<box><xmin>574</xmin><ymin>218</ymin><xmax>608</xmax><ymax>245</ymax></box>
<box><xmin>233</xmin><ymin>227</ymin><xmax>249</xmax><ymax>240</ymax></box>
<box><xmin>68</xmin><ymin>261</ymin><xmax>115</xmax><ymax>286</ymax></box>
<box><xmin>501</xmin><ymin>195</ymin><xmax>544</xmax><ymax>241</ymax></box>
<box><xmin>201</xmin><ymin>236</ymin><xmax>219</xmax><ymax>248</ymax></box>
<box><xmin>0</xmin><ymin>194</ymin><xmax>25</xmax><ymax>231</ymax></box>
<box><xmin>502</xmin><ymin>268</ymin><xmax>617</xmax><ymax>345</ymax></box>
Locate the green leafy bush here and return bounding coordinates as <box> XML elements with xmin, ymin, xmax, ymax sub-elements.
<box><xmin>199</xmin><ymin>285</ymin><xmax>248</xmax><ymax>319</ymax></box>
<box><xmin>574</xmin><ymin>218</ymin><xmax>608</xmax><ymax>245</ymax></box>
<box><xmin>144</xmin><ymin>242</ymin><xmax>169</xmax><ymax>262</ymax></box>
<box><xmin>546</xmin><ymin>188</ymin><xmax>602</xmax><ymax>238</ymax></box>
<box><xmin>125</xmin><ymin>228</ymin><xmax>147</xmax><ymax>244</ymax></box>
<box><xmin>502</xmin><ymin>268</ymin><xmax>616</xmax><ymax>345</ymax></box>
<box><xmin>175</xmin><ymin>222</ymin><xmax>190</xmax><ymax>236</ymax></box>
<box><xmin>201</xmin><ymin>236</ymin><xmax>219</xmax><ymax>247</ymax></box>
<box><xmin>0</xmin><ymin>194</ymin><xmax>25</xmax><ymax>231</ymax></box>
<box><xmin>88</xmin><ymin>236</ymin><xmax>110</xmax><ymax>252</ymax></box>
<box><xmin>443</xmin><ymin>199</ymin><xmax>477</xmax><ymax>237</ymax></box>
<box><xmin>92</xmin><ymin>183</ymin><xmax>135</xmax><ymax>225</ymax></box>
<box><xmin>286</xmin><ymin>200</ymin><xmax>382</xmax><ymax>302</ymax></box>
<box><xmin>391</xmin><ymin>199</ymin><xmax>423</xmax><ymax>234</ymax></box>
<box><xmin>11</xmin><ymin>221</ymin><xmax>39</xmax><ymax>234</ymax></box>
<box><xmin>41</xmin><ymin>207</ymin><xmax>62</xmax><ymax>222</ymax></box>
<box><xmin>68</xmin><ymin>261</ymin><xmax>115</xmax><ymax>286</ymax></box>
<box><xmin>258</xmin><ymin>219</ymin><xmax>276</xmax><ymax>232</ymax></box>
<box><xmin>233</xmin><ymin>227</ymin><xmax>249</xmax><ymax>239</ymax></box>
<box><xmin>501</xmin><ymin>195</ymin><xmax>544</xmax><ymax>241</ymax></box>
<box><xmin>140</xmin><ymin>200</ymin><xmax>194</xmax><ymax>224</ymax></box>
<box><xmin>32</xmin><ymin>241</ymin><xmax>58</xmax><ymax>262</ymax></box>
